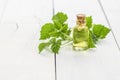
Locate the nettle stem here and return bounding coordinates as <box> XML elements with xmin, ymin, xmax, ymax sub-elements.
<box><xmin>61</xmin><ymin>32</ymin><xmax>73</xmax><ymax>47</ymax></box>
<box><xmin>61</xmin><ymin>32</ymin><xmax>73</xmax><ymax>41</ymax></box>
<box><xmin>61</xmin><ymin>40</ymin><xmax>73</xmax><ymax>48</ymax></box>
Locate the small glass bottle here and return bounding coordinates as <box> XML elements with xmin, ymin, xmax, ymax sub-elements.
<box><xmin>73</xmin><ymin>14</ymin><xmax>89</xmax><ymax>50</ymax></box>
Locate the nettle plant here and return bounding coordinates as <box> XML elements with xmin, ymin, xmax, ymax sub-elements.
<box><xmin>38</xmin><ymin>12</ymin><xmax>110</xmax><ymax>54</ymax></box>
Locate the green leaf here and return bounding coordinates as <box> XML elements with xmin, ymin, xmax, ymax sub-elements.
<box><xmin>49</xmin><ymin>38</ymin><xmax>56</xmax><ymax>43</ymax></box>
<box><xmin>66</xmin><ymin>29</ymin><xmax>71</xmax><ymax>35</ymax></box>
<box><xmin>90</xmin><ymin>31</ymin><xmax>98</xmax><ymax>43</ymax></box>
<box><xmin>52</xmin><ymin>12</ymin><xmax>68</xmax><ymax>24</ymax></box>
<box><xmin>59</xmin><ymin>24</ymin><xmax>71</xmax><ymax>40</ymax></box>
<box><xmin>93</xmin><ymin>24</ymin><xmax>110</xmax><ymax>39</ymax></box>
<box><xmin>60</xmin><ymin>24</ymin><xmax>68</xmax><ymax>32</ymax></box>
<box><xmin>53</xmin><ymin>20</ymin><xmax>62</xmax><ymax>29</ymax></box>
<box><xmin>88</xmin><ymin>31</ymin><xmax>96</xmax><ymax>48</ymax></box>
<box><xmin>51</xmin><ymin>39</ymin><xmax>61</xmax><ymax>54</ymax></box>
<box><xmin>38</xmin><ymin>43</ymin><xmax>49</xmax><ymax>53</ymax></box>
<box><xmin>86</xmin><ymin>16</ymin><xmax>92</xmax><ymax>29</ymax></box>
<box><xmin>39</xmin><ymin>12</ymin><xmax>72</xmax><ymax>54</ymax></box>
<box><xmin>40</xmin><ymin>23</ymin><xmax>55</xmax><ymax>40</ymax></box>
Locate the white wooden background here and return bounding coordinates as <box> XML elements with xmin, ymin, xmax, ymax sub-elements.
<box><xmin>0</xmin><ymin>0</ymin><xmax>120</xmax><ymax>80</ymax></box>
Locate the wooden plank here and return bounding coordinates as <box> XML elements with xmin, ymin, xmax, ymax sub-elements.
<box><xmin>0</xmin><ymin>0</ymin><xmax>55</xmax><ymax>80</ymax></box>
<box><xmin>99</xmin><ymin>0</ymin><xmax>120</xmax><ymax>48</ymax></box>
<box><xmin>54</xmin><ymin>0</ymin><xmax>120</xmax><ymax>80</ymax></box>
<box><xmin>0</xmin><ymin>0</ymin><xmax>8</xmax><ymax>23</ymax></box>
<box><xmin>2</xmin><ymin>0</ymin><xmax>52</xmax><ymax>23</ymax></box>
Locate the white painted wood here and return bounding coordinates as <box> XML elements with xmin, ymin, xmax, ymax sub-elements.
<box><xmin>0</xmin><ymin>25</ymin><xmax>55</xmax><ymax>80</ymax></box>
<box><xmin>0</xmin><ymin>0</ymin><xmax>55</xmax><ymax>80</ymax></box>
<box><xmin>99</xmin><ymin>0</ymin><xmax>120</xmax><ymax>47</ymax></box>
<box><xmin>2</xmin><ymin>0</ymin><xmax>52</xmax><ymax>24</ymax></box>
<box><xmin>0</xmin><ymin>0</ymin><xmax>8</xmax><ymax>23</ymax></box>
<box><xmin>54</xmin><ymin>0</ymin><xmax>120</xmax><ymax>80</ymax></box>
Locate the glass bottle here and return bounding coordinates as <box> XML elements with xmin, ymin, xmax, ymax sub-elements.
<box><xmin>73</xmin><ymin>14</ymin><xmax>89</xmax><ymax>50</ymax></box>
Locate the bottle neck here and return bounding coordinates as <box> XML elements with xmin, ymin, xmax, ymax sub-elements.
<box><xmin>76</xmin><ymin>20</ymin><xmax>85</xmax><ymax>26</ymax></box>
<box><xmin>76</xmin><ymin>14</ymin><xmax>86</xmax><ymax>27</ymax></box>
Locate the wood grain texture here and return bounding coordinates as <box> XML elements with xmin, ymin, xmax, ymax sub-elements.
<box><xmin>99</xmin><ymin>0</ymin><xmax>120</xmax><ymax>49</ymax></box>
<box><xmin>1</xmin><ymin>0</ymin><xmax>53</xmax><ymax>24</ymax></box>
<box><xmin>0</xmin><ymin>0</ymin><xmax>55</xmax><ymax>80</ymax></box>
<box><xmin>0</xmin><ymin>0</ymin><xmax>120</xmax><ymax>80</ymax></box>
<box><xmin>0</xmin><ymin>0</ymin><xmax>8</xmax><ymax>23</ymax></box>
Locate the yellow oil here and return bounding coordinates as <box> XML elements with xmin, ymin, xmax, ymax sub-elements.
<box><xmin>73</xmin><ymin>25</ymin><xmax>89</xmax><ymax>50</ymax></box>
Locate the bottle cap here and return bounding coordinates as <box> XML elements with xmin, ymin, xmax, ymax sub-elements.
<box><xmin>76</xmin><ymin>14</ymin><xmax>85</xmax><ymax>25</ymax></box>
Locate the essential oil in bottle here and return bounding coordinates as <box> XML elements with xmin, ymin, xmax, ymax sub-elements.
<box><xmin>73</xmin><ymin>14</ymin><xmax>89</xmax><ymax>50</ymax></box>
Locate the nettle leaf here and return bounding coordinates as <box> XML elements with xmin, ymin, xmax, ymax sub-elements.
<box><xmin>49</xmin><ymin>31</ymin><xmax>60</xmax><ymax>38</ymax></box>
<box><xmin>66</xmin><ymin>29</ymin><xmax>71</xmax><ymax>35</ymax></box>
<box><xmin>93</xmin><ymin>24</ymin><xmax>110</xmax><ymax>39</ymax></box>
<box><xmin>49</xmin><ymin>38</ymin><xmax>56</xmax><ymax>43</ymax></box>
<box><xmin>60</xmin><ymin>24</ymin><xmax>71</xmax><ymax>40</ymax></box>
<box><xmin>61</xmin><ymin>24</ymin><xmax>68</xmax><ymax>32</ymax></box>
<box><xmin>88</xmin><ymin>31</ymin><xmax>96</xmax><ymax>48</ymax></box>
<box><xmin>38</xmin><ymin>43</ymin><xmax>49</xmax><ymax>53</ymax></box>
<box><xmin>53</xmin><ymin>20</ymin><xmax>62</xmax><ymax>29</ymax></box>
<box><xmin>40</xmin><ymin>23</ymin><xmax>55</xmax><ymax>40</ymax></box>
<box><xmin>52</xmin><ymin>12</ymin><xmax>68</xmax><ymax>24</ymax></box>
<box><xmin>51</xmin><ymin>39</ymin><xmax>61</xmax><ymax>54</ymax></box>
<box><xmin>88</xmin><ymin>30</ymin><xmax>98</xmax><ymax>44</ymax></box>
<box><xmin>86</xmin><ymin>16</ymin><xmax>92</xmax><ymax>29</ymax></box>
<box><xmin>39</xmin><ymin>12</ymin><xmax>72</xmax><ymax>54</ymax></box>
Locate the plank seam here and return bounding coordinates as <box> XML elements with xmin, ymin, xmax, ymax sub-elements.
<box><xmin>0</xmin><ymin>0</ymin><xmax>9</xmax><ymax>23</ymax></box>
<box><xmin>97</xmin><ymin>0</ymin><xmax>120</xmax><ymax>52</ymax></box>
<box><xmin>52</xmin><ymin>0</ymin><xmax>57</xmax><ymax>80</ymax></box>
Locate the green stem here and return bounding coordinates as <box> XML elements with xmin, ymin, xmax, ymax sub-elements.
<box><xmin>61</xmin><ymin>32</ymin><xmax>73</xmax><ymax>41</ymax></box>
<box><xmin>61</xmin><ymin>40</ymin><xmax>73</xmax><ymax>48</ymax></box>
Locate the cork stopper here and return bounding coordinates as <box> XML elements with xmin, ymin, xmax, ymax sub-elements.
<box><xmin>76</xmin><ymin>14</ymin><xmax>85</xmax><ymax>25</ymax></box>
